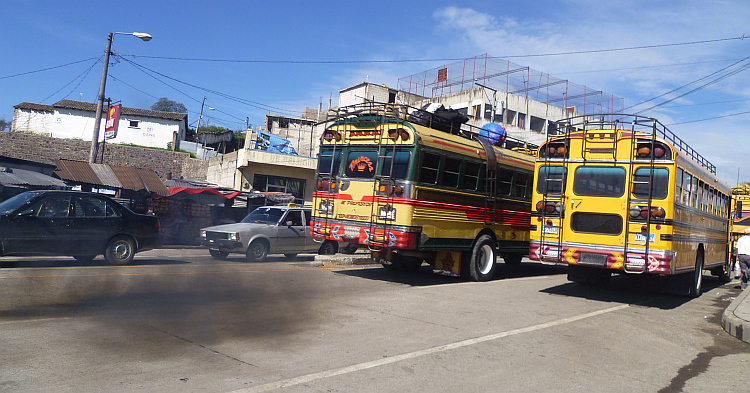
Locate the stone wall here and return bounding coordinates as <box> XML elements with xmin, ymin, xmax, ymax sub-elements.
<box><xmin>0</xmin><ymin>131</ymin><xmax>208</xmax><ymax>180</ymax></box>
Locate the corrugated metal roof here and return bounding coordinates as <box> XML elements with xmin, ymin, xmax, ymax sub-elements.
<box><xmin>53</xmin><ymin>159</ymin><xmax>169</xmax><ymax>196</ymax></box>
<box><xmin>0</xmin><ymin>167</ymin><xmax>67</xmax><ymax>187</ymax></box>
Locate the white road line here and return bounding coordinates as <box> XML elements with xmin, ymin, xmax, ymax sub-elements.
<box><xmin>229</xmin><ymin>304</ymin><xmax>630</xmax><ymax>393</ymax></box>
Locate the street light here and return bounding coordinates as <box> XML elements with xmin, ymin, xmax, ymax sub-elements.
<box><xmin>89</xmin><ymin>31</ymin><xmax>152</xmax><ymax>163</ymax></box>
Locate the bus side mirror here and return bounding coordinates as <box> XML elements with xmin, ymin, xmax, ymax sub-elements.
<box><xmin>736</xmin><ymin>200</ymin><xmax>743</xmax><ymax>219</ymax></box>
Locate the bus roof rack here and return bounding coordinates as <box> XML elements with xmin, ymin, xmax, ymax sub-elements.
<box><xmin>551</xmin><ymin>114</ymin><xmax>716</xmax><ymax>174</ymax></box>
<box><xmin>320</xmin><ymin>101</ymin><xmax>538</xmax><ymax>156</ymax></box>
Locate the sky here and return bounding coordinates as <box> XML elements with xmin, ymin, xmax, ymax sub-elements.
<box><xmin>2</xmin><ymin>0</ymin><xmax>750</xmax><ymax>185</ymax></box>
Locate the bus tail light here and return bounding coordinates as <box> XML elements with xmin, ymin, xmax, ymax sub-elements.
<box><xmin>317</xmin><ymin>179</ymin><xmax>337</xmax><ymax>191</ymax></box>
<box><xmin>536</xmin><ymin>201</ymin><xmax>563</xmax><ymax>213</ymax></box>
<box><xmin>379</xmin><ymin>182</ymin><xmax>404</xmax><ymax>196</ymax></box>
<box><xmin>387</xmin><ymin>128</ymin><xmax>410</xmax><ymax>142</ymax></box>
<box><xmin>629</xmin><ymin>205</ymin><xmax>665</xmax><ymax>219</ymax></box>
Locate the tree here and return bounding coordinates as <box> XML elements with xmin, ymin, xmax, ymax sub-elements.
<box><xmin>0</xmin><ymin>119</ymin><xmax>10</xmax><ymax>131</ymax></box>
<box><xmin>151</xmin><ymin>98</ymin><xmax>187</xmax><ymax>113</ymax></box>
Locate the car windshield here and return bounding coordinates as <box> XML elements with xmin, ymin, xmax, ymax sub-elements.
<box><xmin>0</xmin><ymin>191</ymin><xmax>42</xmax><ymax>214</ymax></box>
<box><xmin>240</xmin><ymin>207</ymin><xmax>285</xmax><ymax>224</ymax></box>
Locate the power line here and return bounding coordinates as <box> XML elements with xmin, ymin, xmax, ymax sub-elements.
<box><xmin>667</xmin><ymin>110</ymin><xmax>750</xmax><ymax>126</ymax></box>
<box><xmin>0</xmin><ymin>57</ymin><xmax>99</xmax><ymax>80</ymax></box>
<box><xmin>119</xmin><ymin>36</ymin><xmax>748</xmax><ymax>64</ymax></box>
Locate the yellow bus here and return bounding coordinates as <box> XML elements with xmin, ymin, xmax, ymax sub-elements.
<box><xmin>311</xmin><ymin>102</ymin><xmax>536</xmax><ymax>281</ymax></box>
<box><xmin>529</xmin><ymin>114</ymin><xmax>732</xmax><ymax>296</ymax></box>
<box><xmin>730</xmin><ymin>186</ymin><xmax>750</xmax><ymax>269</ymax></box>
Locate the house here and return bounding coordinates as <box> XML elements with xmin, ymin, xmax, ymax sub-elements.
<box><xmin>11</xmin><ymin>99</ymin><xmax>188</xmax><ymax>150</ymax></box>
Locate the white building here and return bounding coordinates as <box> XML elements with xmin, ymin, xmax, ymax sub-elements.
<box><xmin>11</xmin><ymin>99</ymin><xmax>188</xmax><ymax>150</ymax></box>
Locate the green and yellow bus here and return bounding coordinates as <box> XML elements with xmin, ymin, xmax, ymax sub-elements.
<box><xmin>311</xmin><ymin>103</ymin><xmax>536</xmax><ymax>281</ymax></box>
<box><xmin>529</xmin><ymin>114</ymin><xmax>732</xmax><ymax>296</ymax></box>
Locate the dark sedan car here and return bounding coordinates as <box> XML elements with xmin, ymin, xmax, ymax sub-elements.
<box><xmin>0</xmin><ymin>190</ymin><xmax>163</xmax><ymax>265</ymax></box>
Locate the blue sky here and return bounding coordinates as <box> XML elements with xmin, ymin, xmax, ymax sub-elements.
<box><xmin>2</xmin><ymin>0</ymin><xmax>750</xmax><ymax>185</ymax></box>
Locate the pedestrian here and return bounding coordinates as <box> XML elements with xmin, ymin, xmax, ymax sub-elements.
<box><xmin>737</xmin><ymin>227</ymin><xmax>750</xmax><ymax>290</ymax></box>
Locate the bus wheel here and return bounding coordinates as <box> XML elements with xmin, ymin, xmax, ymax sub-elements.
<box><xmin>503</xmin><ymin>253</ymin><xmax>524</xmax><ymax>267</ymax></box>
<box><xmin>568</xmin><ymin>265</ymin><xmax>611</xmax><ymax>286</ymax></box>
<box><xmin>688</xmin><ymin>252</ymin><xmax>704</xmax><ymax>298</ymax></box>
<box><xmin>711</xmin><ymin>258</ymin><xmax>733</xmax><ymax>283</ymax></box>
<box><xmin>465</xmin><ymin>235</ymin><xmax>497</xmax><ymax>282</ymax></box>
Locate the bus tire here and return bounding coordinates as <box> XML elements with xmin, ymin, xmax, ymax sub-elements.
<box><xmin>465</xmin><ymin>234</ymin><xmax>497</xmax><ymax>282</ymax></box>
<box><xmin>688</xmin><ymin>251</ymin><xmax>704</xmax><ymax>298</ymax></box>
<box><xmin>318</xmin><ymin>240</ymin><xmax>337</xmax><ymax>255</ymax></box>
<box><xmin>503</xmin><ymin>253</ymin><xmax>524</xmax><ymax>267</ymax></box>
<box><xmin>712</xmin><ymin>259</ymin><xmax>733</xmax><ymax>283</ymax></box>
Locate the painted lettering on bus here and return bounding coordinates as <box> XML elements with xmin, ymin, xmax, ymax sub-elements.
<box><xmin>344</xmin><ymin>200</ymin><xmax>372</xmax><ymax>207</ymax></box>
<box><xmin>337</xmin><ymin>214</ymin><xmax>369</xmax><ymax>220</ymax></box>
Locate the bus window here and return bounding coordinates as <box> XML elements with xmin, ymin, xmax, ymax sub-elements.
<box><xmin>498</xmin><ymin>168</ymin><xmax>513</xmax><ymax>195</ymax></box>
<box><xmin>461</xmin><ymin>161</ymin><xmax>481</xmax><ymax>191</ymax></box>
<box><xmin>536</xmin><ymin>166</ymin><xmax>567</xmax><ymax>194</ymax></box>
<box><xmin>345</xmin><ymin>151</ymin><xmax>378</xmax><ymax>178</ymax></box>
<box><xmin>683</xmin><ymin>173</ymin><xmax>693</xmax><ymax>205</ymax></box>
<box><xmin>573</xmin><ymin>166</ymin><xmax>626</xmax><ymax>197</ymax></box>
<box><xmin>690</xmin><ymin>176</ymin><xmax>699</xmax><ymax>207</ymax></box>
<box><xmin>512</xmin><ymin>171</ymin><xmax>529</xmax><ymax>198</ymax></box>
<box><xmin>318</xmin><ymin>150</ymin><xmax>342</xmax><ymax>176</ymax></box>
<box><xmin>702</xmin><ymin>183</ymin><xmax>709</xmax><ymax>212</ymax></box>
<box><xmin>441</xmin><ymin>157</ymin><xmax>461</xmax><ymax>188</ymax></box>
<box><xmin>632</xmin><ymin>167</ymin><xmax>669</xmax><ymax>199</ymax></box>
<box><xmin>419</xmin><ymin>152</ymin><xmax>440</xmax><ymax>184</ymax></box>
<box><xmin>381</xmin><ymin>151</ymin><xmax>411</xmax><ymax>180</ymax></box>
<box><xmin>674</xmin><ymin>168</ymin><xmax>684</xmax><ymax>203</ymax></box>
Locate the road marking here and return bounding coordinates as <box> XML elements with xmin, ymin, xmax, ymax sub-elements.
<box><xmin>0</xmin><ymin>267</ymin><xmax>331</xmax><ymax>280</ymax></box>
<box><xmin>0</xmin><ymin>317</ymin><xmax>70</xmax><ymax>325</ymax></box>
<box><xmin>229</xmin><ymin>304</ymin><xmax>630</xmax><ymax>393</ymax></box>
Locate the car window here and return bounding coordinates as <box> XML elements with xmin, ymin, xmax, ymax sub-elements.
<box><xmin>304</xmin><ymin>210</ymin><xmax>312</xmax><ymax>226</ymax></box>
<box><xmin>284</xmin><ymin>210</ymin><xmax>303</xmax><ymax>226</ymax></box>
<box><xmin>37</xmin><ymin>195</ymin><xmax>71</xmax><ymax>218</ymax></box>
<box><xmin>0</xmin><ymin>191</ymin><xmax>42</xmax><ymax>214</ymax></box>
<box><xmin>241</xmin><ymin>207</ymin><xmax>285</xmax><ymax>224</ymax></box>
<box><xmin>70</xmin><ymin>196</ymin><xmax>120</xmax><ymax>217</ymax></box>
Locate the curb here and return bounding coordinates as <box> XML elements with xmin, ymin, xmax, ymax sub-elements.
<box><xmin>722</xmin><ymin>286</ymin><xmax>750</xmax><ymax>344</ymax></box>
<box><xmin>311</xmin><ymin>254</ymin><xmax>377</xmax><ymax>268</ymax></box>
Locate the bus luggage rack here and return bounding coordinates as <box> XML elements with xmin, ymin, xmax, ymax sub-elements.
<box><xmin>551</xmin><ymin>114</ymin><xmax>716</xmax><ymax>174</ymax></box>
<box><xmin>320</xmin><ymin>101</ymin><xmax>539</xmax><ymax>156</ymax></box>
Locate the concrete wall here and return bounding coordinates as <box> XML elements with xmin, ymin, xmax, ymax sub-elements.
<box><xmin>12</xmin><ymin>107</ymin><xmax>184</xmax><ymax>149</ymax></box>
<box><xmin>0</xmin><ymin>131</ymin><xmax>207</xmax><ymax>181</ymax></box>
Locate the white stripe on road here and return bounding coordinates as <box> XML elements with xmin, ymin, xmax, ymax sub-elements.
<box><xmin>230</xmin><ymin>304</ymin><xmax>630</xmax><ymax>393</ymax></box>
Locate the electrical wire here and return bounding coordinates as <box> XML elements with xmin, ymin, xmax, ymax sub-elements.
<box><xmin>667</xmin><ymin>110</ymin><xmax>750</xmax><ymax>126</ymax></box>
<box><xmin>0</xmin><ymin>57</ymin><xmax>99</xmax><ymax>80</ymax></box>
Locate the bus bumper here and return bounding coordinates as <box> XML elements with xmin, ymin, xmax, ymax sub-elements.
<box><xmin>529</xmin><ymin>241</ymin><xmax>673</xmax><ymax>274</ymax></box>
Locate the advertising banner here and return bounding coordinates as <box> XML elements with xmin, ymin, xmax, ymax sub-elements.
<box><xmin>104</xmin><ymin>104</ymin><xmax>121</xmax><ymax>140</ymax></box>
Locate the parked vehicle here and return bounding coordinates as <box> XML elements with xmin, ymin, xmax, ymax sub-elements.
<box><xmin>200</xmin><ymin>204</ymin><xmax>354</xmax><ymax>261</ymax></box>
<box><xmin>0</xmin><ymin>190</ymin><xmax>163</xmax><ymax>265</ymax></box>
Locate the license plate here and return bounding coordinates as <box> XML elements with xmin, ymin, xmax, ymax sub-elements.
<box><xmin>542</xmin><ymin>225</ymin><xmax>559</xmax><ymax>235</ymax></box>
<box><xmin>578</xmin><ymin>253</ymin><xmax>607</xmax><ymax>266</ymax></box>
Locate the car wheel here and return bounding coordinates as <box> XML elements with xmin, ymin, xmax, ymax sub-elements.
<box><xmin>73</xmin><ymin>255</ymin><xmax>96</xmax><ymax>263</ymax></box>
<box><xmin>209</xmin><ymin>249</ymin><xmax>229</xmax><ymax>260</ymax></box>
<box><xmin>246</xmin><ymin>240</ymin><xmax>268</xmax><ymax>262</ymax></box>
<box><xmin>105</xmin><ymin>236</ymin><xmax>136</xmax><ymax>265</ymax></box>
<box><xmin>318</xmin><ymin>240</ymin><xmax>337</xmax><ymax>255</ymax></box>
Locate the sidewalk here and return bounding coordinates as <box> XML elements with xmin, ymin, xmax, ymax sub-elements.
<box><xmin>722</xmin><ymin>284</ymin><xmax>750</xmax><ymax>344</ymax></box>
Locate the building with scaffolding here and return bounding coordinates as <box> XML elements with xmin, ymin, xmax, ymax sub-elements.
<box><xmin>397</xmin><ymin>54</ymin><xmax>623</xmax><ymax>146</ymax></box>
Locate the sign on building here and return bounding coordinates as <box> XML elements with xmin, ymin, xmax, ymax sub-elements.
<box><xmin>104</xmin><ymin>104</ymin><xmax>121</xmax><ymax>140</ymax></box>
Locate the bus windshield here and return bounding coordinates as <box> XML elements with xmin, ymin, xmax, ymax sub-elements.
<box><xmin>573</xmin><ymin>166</ymin><xmax>626</xmax><ymax>197</ymax></box>
<box><xmin>318</xmin><ymin>150</ymin><xmax>342</xmax><ymax>176</ymax></box>
<box><xmin>536</xmin><ymin>166</ymin><xmax>567</xmax><ymax>194</ymax></box>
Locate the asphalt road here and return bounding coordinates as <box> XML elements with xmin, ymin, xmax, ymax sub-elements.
<box><xmin>1</xmin><ymin>249</ymin><xmax>749</xmax><ymax>393</ymax></box>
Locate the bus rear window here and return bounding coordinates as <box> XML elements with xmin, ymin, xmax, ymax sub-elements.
<box><xmin>536</xmin><ymin>166</ymin><xmax>567</xmax><ymax>194</ymax></box>
<box><xmin>345</xmin><ymin>151</ymin><xmax>378</xmax><ymax>178</ymax></box>
<box><xmin>573</xmin><ymin>166</ymin><xmax>625</xmax><ymax>197</ymax></box>
<box><xmin>632</xmin><ymin>167</ymin><xmax>669</xmax><ymax>199</ymax></box>
<box><xmin>318</xmin><ymin>150</ymin><xmax>342</xmax><ymax>176</ymax></box>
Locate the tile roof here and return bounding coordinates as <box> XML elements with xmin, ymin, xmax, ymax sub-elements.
<box><xmin>54</xmin><ymin>159</ymin><xmax>169</xmax><ymax>196</ymax></box>
<box><xmin>51</xmin><ymin>100</ymin><xmax>187</xmax><ymax>122</ymax></box>
<box><xmin>13</xmin><ymin>102</ymin><xmax>55</xmax><ymax>112</ymax></box>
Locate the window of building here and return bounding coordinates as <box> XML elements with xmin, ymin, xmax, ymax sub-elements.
<box><xmin>518</xmin><ymin>113</ymin><xmax>526</xmax><ymax>129</ymax></box>
<box><xmin>129</xmin><ymin>120</ymin><xmax>139</xmax><ymax>128</ymax></box>
<box><xmin>252</xmin><ymin>175</ymin><xmax>306</xmax><ymax>200</ymax></box>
